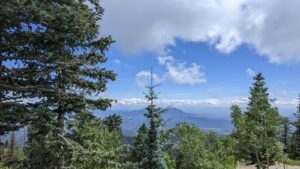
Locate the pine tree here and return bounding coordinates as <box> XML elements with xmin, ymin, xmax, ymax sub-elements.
<box><xmin>104</xmin><ymin>114</ymin><xmax>123</xmax><ymax>132</ymax></box>
<box><xmin>281</xmin><ymin>117</ymin><xmax>291</xmax><ymax>155</ymax></box>
<box><xmin>67</xmin><ymin>115</ymin><xmax>124</xmax><ymax>169</ymax></box>
<box><xmin>131</xmin><ymin>123</ymin><xmax>148</xmax><ymax>164</ymax></box>
<box><xmin>140</xmin><ymin>68</ymin><xmax>167</xmax><ymax>169</ymax></box>
<box><xmin>0</xmin><ymin>0</ymin><xmax>36</xmax><ymax>135</ymax></box>
<box><xmin>1</xmin><ymin>1</ymin><xmax>116</xmax><ymax>168</ymax></box>
<box><xmin>231</xmin><ymin>73</ymin><xmax>283</xmax><ymax>169</ymax></box>
<box><xmin>291</xmin><ymin>94</ymin><xmax>300</xmax><ymax>159</ymax></box>
<box><xmin>25</xmin><ymin>107</ymin><xmax>57</xmax><ymax>168</ymax></box>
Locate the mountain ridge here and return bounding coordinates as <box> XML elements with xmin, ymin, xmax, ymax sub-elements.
<box><xmin>95</xmin><ymin>108</ymin><xmax>234</xmax><ymax>136</ymax></box>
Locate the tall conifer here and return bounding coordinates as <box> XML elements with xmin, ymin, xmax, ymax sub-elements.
<box><xmin>140</xmin><ymin>68</ymin><xmax>167</xmax><ymax>169</ymax></box>
<box><xmin>0</xmin><ymin>0</ymin><xmax>37</xmax><ymax>134</ymax></box>
<box><xmin>131</xmin><ymin>123</ymin><xmax>148</xmax><ymax>164</ymax></box>
<box><xmin>103</xmin><ymin>114</ymin><xmax>123</xmax><ymax>132</ymax></box>
<box><xmin>1</xmin><ymin>1</ymin><xmax>116</xmax><ymax>168</ymax></box>
<box><xmin>231</xmin><ymin>73</ymin><xmax>283</xmax><ymax>169</ymax></box>
<box><xmin>291</xmin><ymin>94</ymin><xmax>300</xmax><ymax>159</ymax></box>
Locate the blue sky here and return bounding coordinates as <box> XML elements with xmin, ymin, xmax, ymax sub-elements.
<box><xmin>97</xmin><ymin>0</ymin><xmax>300</xmax><ymax>116</ymax></box>
<box><xmin>105</xmin><ymin>41</ymin><xmax>299</xmax><ymax>99</ymax></box>
<box><xmin>4</xmin><ymin>0</ymin><xmax>299</xmax><ymax>118</ymax></box>
<box><xmin>102</xmin><ymin>40</ymin><xmax>299</xmax><ymax>115</ymax></box>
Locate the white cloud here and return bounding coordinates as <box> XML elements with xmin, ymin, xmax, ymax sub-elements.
<box><xmin>166</xmin><ymin>62</ymin><xmax>206</xmax><ymax>85</ymax></box>
<box><xmin>136</xmin><ymin>71</ymin><xmax>161</xmax><ymax>87</ymax></box>
<box><xmin>274</xmin><ymin>99</ymin><xmax>298</xmax><ymax>108</ymax></box>
<box><xmin>115</xmin><ymin>98</ymin><xmax>222</xmax><ymax>106</ymax></box>
<box><xmin>114</xmin><ymin>97</ymin><xmax>298</xmax><ymax>108</ymax></box>
<box><xmin>117</xmin><ymin>98</ymin><xmax>148</xmax><ymax>105</ymax></box>
<box><xmin>246</xmin><ymin>68</ymin><xmax>256</xmax><ymax>77</ymax></box>
<box><xmin>158</xmin><ymin>55</ymin><xmax>174</xmax><ymax>65</ymax></box>
<box><xmin>113</xmin><ymin>59</ymin><xmax>121</xmax><ymax>65</ymax></box>
<box><xmin>101</xmin><ymin>0</ymin><xmax>300</xmax><ymax>64</ymax></box>
<box><xmin>230</xmin><ymin>97</ymin><xmax>249</xmax><ymax>105</ymax></box>
<box><xmin>158</xmin><ymin>56</ymin><xmax>207</xmax><ymax>85</ymax></box>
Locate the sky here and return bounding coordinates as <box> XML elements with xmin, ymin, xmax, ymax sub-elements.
<box><xmin>96</xmin><ymin>0</ymin><xmax>300</xmax><ymax>116</ymax></box>
<box><xmin>4</xmin><ymin>0</ymin><xmax>299</xmax><ymax>118</ymax></box>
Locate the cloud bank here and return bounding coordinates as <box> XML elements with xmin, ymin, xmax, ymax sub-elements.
<box><xmin>101</xmin><ymin>0</ymin><xmax>300</xmax><ymax>64</ymax></box>
<box><xmin>115</xmin><ymin>97</ymin><xmax>298</xmax><ymax>108</ymax></box>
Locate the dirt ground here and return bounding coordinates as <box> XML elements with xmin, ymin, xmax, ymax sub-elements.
<box><xmin>237</xmin><ymin>164</ymin><xmax>300</xmax><ymax>169</ymax></box>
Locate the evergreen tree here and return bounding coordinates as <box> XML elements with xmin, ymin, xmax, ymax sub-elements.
<box><xmin>67</xmin><ymin>115</ymin><xmax>123</xmax><ymax>169</ymax></box>
<box><xmin>131</xmin><ymin>123</ymin><xmax>148</xmax><ymax>164</ymax></box>
<box><xmin>291</xmin><ymin>94</ymin><xmax>300</xmax><ymax>159</ymax></box>
<box><xmin>104</xmin><ymin>114</ymin><xmax>123</xmax><ymax>132</ymax></box>
<box><xmin>1</xmin><ymin>1</ymin><xmax>116</xmax><ymax>168</ymax></box>
<box><xmin>25</xmin><ymin>107</ymin><xmax>57</xmax><ymax>169</ymax></box>
<box><xmin>173</xmin><ymin>122</ymin><xmax>236</xmax><ymax>169</ymax></box>
<box><xmin>140</xmin><ymin>69</ymin><xmax>167</xmax><ymax>169</ymax></box>
<box><xmin>281</xmin><ymin>117</ymin><xmax>291</xmax><ymax>155</ymax></box>
<box><xmin>231</xmin><ymin>73</ymin><xmax>283</xmax><ymax>169</ymax></box>
<box><xmin>0</xmin><ymin>0</ymin><xmax>38</xmax><ymax>135</ymax></box>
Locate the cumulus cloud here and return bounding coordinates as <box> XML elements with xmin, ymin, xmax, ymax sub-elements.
<box><xmin>101</xmin><ymin>0</ymin><xmax>300</xmax><ymax>64</ymax></box>
<box><xmin>136</xmin><ymin>71</ymin><xmax>161</xmax><ymax>87</ymax></box>
<box><xmin>165</xmin><ymin>62</ymin><xmax>206</xmax><ymax>85</ymax></box>
<box><xmin>158</xmin><ymin>56</ymin><xmax>207</xmax><ymax>85</ymax></box>
<box><xmin>246</xmin><ymin>68</ymin><xmax>256</xmax><ymax>77</ymax></box>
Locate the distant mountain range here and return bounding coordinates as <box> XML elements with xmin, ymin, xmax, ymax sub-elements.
<box><xmin>95</xmin><ymin>108</ymin><xmax>234</xmax><ymax>136</ymax></box>
<box><xmin>0</xmin><ymin>108</ymin><xmax>234</xmax><ymax>145</ymax></box>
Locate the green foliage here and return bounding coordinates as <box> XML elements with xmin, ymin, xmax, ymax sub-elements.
<box><xmin>131</xmin><ymin>123</ymin><xmax>148</xmax><ymax>164</ymax></box>
<box><xmin>281</xmin><ymin>117</ymin><xmax>292</xmax><ymax>156</ymax></box>
<box><xmin>0</xmin><ymin>162</ymin><xmax>11</xmax><ymax>169</ymax></box>
<box><xmin>231</xmin><ymin>73</ymin><xmax>283</xmax><ymax>169</ymax></box>
<box><xmin>69</xmin><ymin>122</ymin><xmax>123</xmax><ymax>169</ymax></box>
<box><xmin>0</xmin><ymin>132</ymin><xmax>26</xmax><ymax>169</ymax></box>
<box><xmin>0</xmin><ymin>0</ymin><xmax>32</xmax><ymax>134</ymax></box>
<box><xmin>104</xmin><ymin>114</ymin><xmax>123</xmax><ymax>132</ymax></box>
<box><xmin>140</xmin><ymin>69</ymin><xmax>168</xmax><ymax>169</ymax></box>
<box><xmin>291</xmin><ymin>94</ymin><xmax>300</xmax><ymax>160</ymax></box>
<box><xmin>282</xmin><ymin>117</ymin><xmax>291</xmax><ymax>146</ymax></box>
<box><xmin>1</xmin><ymin>0</ymin><xmax>116</xmax><ymax>168</ymax></box>
<box><xmin>164</xmin><ymin>152</ymin><xmax>176</xmax><ymax>169</ymax></box>
<box><xmin>63</xmin><ymin>111</ymin><xmax>133</xmax><ymax>168</ymax></box>
<box><xmin>173</xmin><ymin>122</ymin><xmax>236</xmax><ymax>169</ymax></box>
<box><xmin>24</xmin><ymin>107</ymin><xmax>58</xmax><ymax>169</ymax></box>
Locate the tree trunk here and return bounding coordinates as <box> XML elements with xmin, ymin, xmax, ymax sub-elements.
<box><xmin>256</xmin><ymin>151</ymin><xmax>261</xmax><ymax>169</ymax></box>
<box><xmin>266</xmin><ymin>147</ymin><xmax>269</xmax><ymax>169</ymax></box>
<box><xmin>57</xmin><ymin>68</ymin><xmax>64</xmax><ymax>169</ymax></box>
<box><xmin>57</xmin><ymin>109</ymin><xmax>65</xmax><ymax>169</ymax></box>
